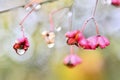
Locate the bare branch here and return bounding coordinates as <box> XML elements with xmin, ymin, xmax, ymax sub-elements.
<box><xmin>0</xmin><ymin>0</ymin><xmax>58</xmax><ymax>13</ymax></box>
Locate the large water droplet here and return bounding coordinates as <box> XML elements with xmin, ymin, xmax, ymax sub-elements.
<box><xmin>17</xmin><ymin>49</ymin><xmax>25</xmax><ymax>55</ymax></box>
<box><xmin>47</xmin><ymin>43</ymin><xmax>55</xmax><ymax>48</ymax></box>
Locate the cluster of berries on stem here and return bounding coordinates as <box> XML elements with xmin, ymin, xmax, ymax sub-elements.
<box><xmin>12</xmin><ymin>0</ymin><xmax>112</xmax><ymax>68</ymax></box>
<box><xmin>64</xmin><ymin>0</ymin><xmax>110</xmax><ymax>68</ymax></box>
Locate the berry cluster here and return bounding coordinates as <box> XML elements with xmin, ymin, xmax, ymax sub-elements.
<box><xmin>13</xmin><ymin>0</ymin><xmax>42</xmax><ymax>55</ymax></box>
<box><xmin>11</xmin><ymin>0</ymin><xmax>115</xmax><ymax>68</ymax></box>
<box><xmin>65</xmin><ymin>30</ymin><xmax>110</xmax><ymax>50</ymax></box>
<box><xmin>64</xmin><ymin>29</ymin><xmax>110</xmax><ymax>68</ymax></box>
<box><xmin>63</xmin><ymin>0</ymin><xmax>112</xmax><ymax>68</ymax></box>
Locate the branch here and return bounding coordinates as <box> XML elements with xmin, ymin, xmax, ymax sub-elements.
<box><xmin>49</xmin><ymin>7</ymin><xmax>65</xmax><ymax>31</ymax></box>
<box><xmin>0</xmin><ymin>0</ymin><xmax>58</xmax><ymax>13</ymax></box>
<box><xmin>92</xmin><ymin>0</ymin><xmax>98</xmax><ymax>17</ymax></box>
<box><xmin>81</xmin><ymin>0</ymin><xmax>99</xmax><ymax>34</ymax></box>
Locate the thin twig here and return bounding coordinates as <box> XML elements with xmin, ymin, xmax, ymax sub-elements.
<box><xmin>81</xmin><ymin>17</ymin><xmax>92</xmax><ymax>32</ymax></box>
<box><xmin>81</xmin><ymin>0</ymin><xmax>99</xmax><ymax>34</ymax></box>
<box><xmin>20</xmin><ymin>24</ymin><xmax>25</xmax><ymax>37</ymax></box>
<box><xmin>92</xmin><ymin>17</ymin><xmax>100</xmax><ymax>34</ymax></box>
<box><xmin>0</xmin><ymin>0</ymin><xmax>58</xmax><ymax>13</ymax></box>
<box><xmin>92</xmin><ymin>0</ymin><xmax>98</xmax><ymax>17</ymax></box>
<box><xmin>68</xmin><ymin>7</ymin><xmax>73</xmax><ymax>31</ymax></box>
<box><xmin>19</xmin><ymin>8</ymin><xmax>35</xmax><ymax>37</ymax></box>
<box><xmin>49</xmin><ymin>7</ymin><xmax>65</xmax><ymax>31</ymax></box>
<box><xmin>19</xmin><ymin>8</ymin><xmax>34</xmax><ymax>25</ymax></box>
<box><xmin>70</xmin><ymin>46</ymin><xmax>74</xmax><ymax>54</ymax></box>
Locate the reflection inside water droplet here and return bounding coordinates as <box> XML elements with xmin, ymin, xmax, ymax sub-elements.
<box><xmin>17</xmin><ymin>49</ymin><xmax>25</xmax><ymax>55</ymax></box>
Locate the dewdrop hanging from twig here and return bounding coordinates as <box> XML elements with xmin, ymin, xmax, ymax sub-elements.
<box><xmin>13</xmin><ymin>37</ymin><xmax>30</xmax><ymax>55</ymax></box>
<box><xmin>13</xmin><ymin>0</ymin><xmax>42</xmax><ymax>55</ymax></box>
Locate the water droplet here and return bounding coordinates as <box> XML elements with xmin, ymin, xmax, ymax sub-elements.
<box><xmin>17</xmin><ymin>49</ymin><xmax>25</xmax><ymax>55</ymax></box>
<box><xmin>55</xmin><ymin>27</ymin><xmax>62</xmax><ymax>32</ymax></box>
<box><xmin>33</xmin><ymin>4</ymin><xmax>41</xmax><ymax>10</ymax></box>
<box><xmin>68</xmin><ymin>12</ymin><xmax>72</xmax><ymax>17</ymax></box>
<box><xmin>47</xmin><ymin>43</ymin><xmax>55</xmax><ymax>48</ymax></box>
<box><xmin>25</xmin><ymin>7</ymin><xmax>32</xmax><ymax>11</ymax></box>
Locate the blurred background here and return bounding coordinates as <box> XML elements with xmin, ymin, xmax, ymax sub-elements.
<box><xmin>0</xmin><ymin>0</ymin><xmax>120</xmax><ymax>80</ymax></box>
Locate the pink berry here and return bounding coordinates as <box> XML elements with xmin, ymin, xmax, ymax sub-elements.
<box><xmin>64</xmin><ymin>54</ymin><xmax>82</xmax><ymax>68</ymax></box>
<box><xmin>112</xmin><ymin>0</ymin><xmax>120</xmax><ymax>7</ymax></box>
<box><xmin>13</xmin><ymin>37</ymin><xmax>29</xmax><ymax>55</ymax></box>
<box><xmin>97</xmin><ymin>35</ymin><xmax>110</xmax><ymax>49</ymax></box>
<box><xmin>87</xmin><ymin>36</ymin><xmax>98</xmax><ymax>49</ymax></box>
<box><xmin>78</xmin><ymin>38</ymin><xmax>90</xmax><ymax>49</ymax></box>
